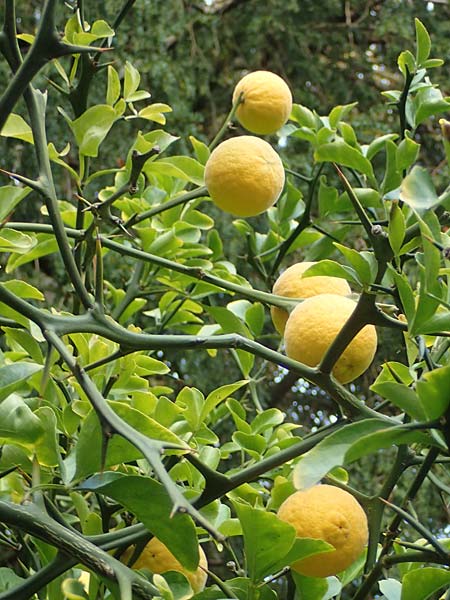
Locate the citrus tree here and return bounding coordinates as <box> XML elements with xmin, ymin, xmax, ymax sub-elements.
<box><xmin>0</xmin><ymin>2</ymin><xmax>449</xmax><ymax>599</ymax></box>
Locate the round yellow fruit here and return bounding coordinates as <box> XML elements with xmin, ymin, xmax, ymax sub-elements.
<box><xmin>284</xmin><ymin>293</ymin><xmax>377</xmax><ymax>384</ymax></box>
<box><xmin>277</xmin><ymin>484</ymin><xmax>368</xmax><ymax>577</ymax></box>
<box><xmin>204</xmin><ymin>136</ymin><xmax>285</xmax><ymax>217</ymax></box>
<box><xmin>124</xmin><ymin>538</ymin><xmax>208</xmax><ymax>594</ymax></box>
<box><xmin>271</xmin><ymin>262</ymin><xmax>352</xmax><ymax>335</ymax></box>
<box><xmin>232</xmin><ymin>70</ymin><xmax>293</xmax><ymax>135</ymax></box>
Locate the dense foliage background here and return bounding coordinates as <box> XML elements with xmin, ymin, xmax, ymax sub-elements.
<box><xmin>0</xmin><ymin>1</ymin><xmax>449</xmax><ymax>599</ymax></box>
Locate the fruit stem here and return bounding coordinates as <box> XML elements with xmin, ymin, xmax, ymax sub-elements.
<box><xmin>209</xmin><ymin>92</ymin><xmax>243</xmax><ymax>151</ymax></box>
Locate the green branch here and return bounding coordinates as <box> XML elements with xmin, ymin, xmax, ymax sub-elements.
<box><xmin>319</xmin><ymin>291</ymin><xmax>377</xmax><ymax>375</ymax></box>
<box><xmin>270</xmin><ymin>163</ymin><xmax>324</xmax><ymax>276</ymax></box>
<box><xmin>123</xmin><ymin>185</ymin><xmax>209</xmax><ymax>229</ymax></box>
<box><xmin>0</xmin><ymin>500</ymin><xmax>158</xmax><ymax>599</ymax></box>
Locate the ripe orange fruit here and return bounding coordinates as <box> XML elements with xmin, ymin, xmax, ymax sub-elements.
<box><xmin>232</xmin><ymin>71</ymin><xmax>293</xmax><ymax>135</ymax></box>
<box><xmin>123</xmin><ymin>538</ymin><xmax>208</xmax><ymax>594</ymax></box>
<box><xmin>271</xmin><ymin>262</ymin><xmax>351</xmax><ymax>334</ymax></box>
<box><xmin>277</xmin><ymin>484</ymin><xmax>368</xmax><ymax>577</ymax></box>
<box><xmin>284</xmin><ymin>293</ymin><xmax>377</xmax><ymax>383</ymax></box>
<box><xmin>204</xmin><ymin>135</ymin><xmax>285</xmax><ymax>217</ymax></box>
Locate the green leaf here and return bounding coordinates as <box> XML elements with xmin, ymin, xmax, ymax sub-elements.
<box><xmin>233</xmin><ymin>502</ymin><xmax>331</xmax><ymax>583</ymax></box>
<box><xmin>61</xmin><ymin>578</ymin><xmax>89</xmax><ymax>600</ymax></box>
<box><xmin>3</xmin><ymin>280</ymin><xmax>44</xmax><ymax>301</ymax></box>
<box><xmin>189</xmin><ymin>136</ymin><xmax>210</xmax><ymax>165</ymax></box>
<box><xmin>291</xmin><ymin>104</ymin><xmax>319</xmax><ymax>129</ymax></box>
<box><xmin>381</xmin><ymin>140</ymin><xmax>403</xmax><ymax>196</ymax></box>
<box><xmin>318</xmin><ymin>176</ymin><xmax>339</xmax><ymax>215</ymax></box>
<box><xmin>365</xmin><ymin>134</ymin><xmax>398</xmax><ymax>161</ymax></box>
<box><xmin>123</xmin><ymin>61</ymin><xmax>141</xmax><ymax>101</ymax></box>
<box><xmin>416</xmin><ymin>365</ymin><xmax>450</xmax><ymax>420</ymax></box>
<box><xmin>0</xmin><ymin>394</ymin><xmax>44</xmax><ymax>444</ymax></box>
<box><xmin>251</xmin><ymin>409</ymin><xmax>285</xmax><ymax>434</ymax></box>
<box><xmin>414</xmin><ymin>87</ymin><xmax>450</xmax><ymax>127</ymax></box>
<box><xmin>292</xmin><ymin>572</ymin><xmax>341</xmax><ymax>600</ymax></box>
<box><xmin>201</xmin><ymin>380</ymin><xmax>248</xmax><ymax>424</ymax></box>
<box><xmin>233</xmin><ymin>431</ymin><xmax>266</xmax><ymax>457</ymax></box>
<box><xmin>91</xmin><ymin>19</ymin><xmax>115</xmax><ymax>38</ymax></box>
<box><xmin>314</xmin><ymin>138</ymin><xmax>374</xmax><ymax>178</ymax></box>
<box><xmin>0</xmin><ymin>230</ymin><xmax>36</xmax><ymax>254</ymax></box>
<box><xmin>69</xmin><ymin>105</ymin><xmax>117</xmax><ymax>157</ymax></box>
<box><xmin>415</xmin><ymin>18</ymin><xmax>431</xmax><ymax>66</ymax></box>
<box><xmin>401</xmin><ymin>566</ymin><xmax>450</xmax><ymax>600</ymax></box>
<box><xmin>138</xmin><ymin>103</ymin><xmax>173</xmax><ymax>125</ymax></box>
<box><xmin>0</xmin><ymin>568</ymin><xmax>25</xmax><ymax>592</ymax></box>
<box><xmin>34</xmin><ymin>407</ymin><xmax>60</xmax><ymax>467</ymax></box>
<box><xmin>328</xmin><ymin>103</ymin><xmax>358</xmax><ymax>129</ymax></box>
<box><xmin>396</xmin><ymin>136</ymin><xmax>420</xmax><ymax>172</ymax></box>
<box><xmin>334</xmin><ymin>243</ymin><xmax>373</xmax><ymax>285</ymax></box>
<box><xmin>339</xmin><ymin>187</ymin><xmax>381</xmax><ymax>209</ymax></box>
<box><xmin>145</xmin><ymin>157</ymin><xmax>204</xmax><ymax>186</ymax></box>
<box><xmin>80</xmin><ymin>472</ymin><xmax>199</xmax><ymax>571</ymax></box>
<box><xmin>398</xmin><ymin>50</ymin><xmax>416</xmax><ymax>78</ymax></box>
<box><xmin>388</xmin><ymin>202</ymin><xmax>406</xmax><ymax>256</ymax></box>
<box><xmin>422</xmin><ymin>58</ymin><xmax>444</xmax><ymax>69</ymax></box>
<box><xmin>0</xmin><ymin>186</ymin><xmax>31</xmax><ymax>220</ymax></box>
<box><xmin>3</xmin><ymin>329</ymin><xmax>43</xmax><ymax>364</ymax></box>
<box><xmin>294</xmin><ymin>419</ymin><xmax>431</xmax><ymax>489</ymax></box>
<box><xmin>75</xmin><ymin>401</ymin><xmax>187</xmax><ymax>479</ymax></box>
<box><xmin>301</xmin><ymin>260</ymin><xmax>361</xmax><ymax>287</ymax></box>
<box><xmin>6</xmin><ymin>233</ymin><xmax>58</xmax><ymax>273</ymax></box>
<box><xmin>106</xmin><ymin>66</ymin><xmax>121</xmax><ymax>106</ymax></box>
<box><xmin>370</xmin><ymin>381</ymin><xmax>425</xmax><ymax>421</ymax></box>
<box><xmin>387</xmin><ymin>266</ymin><xmax>415</xmax><ymax>322</ymax></box>
<box><xmin>0</xmin><ymin>113</ymin><xmax>33</xmax><ymax>144</ymax></box>
<box><xmin>0</xmin><ymin>362</ymin><xmax>43</xmax><ymax>402</ymax></box>
<box><xmin>399</xmin><ymin>166</ymin><xmax>438</xmax><ymax>213</ymax></box>
<box><xmin>226</xmin><ymin>578</ymin><xmax>278</xmax><ymax>600</ymax></box>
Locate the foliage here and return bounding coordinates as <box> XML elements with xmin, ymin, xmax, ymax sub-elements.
<box><xmin>0</xmin><ymin>2</ymin><xmax>449</xmax><ymax>600</ymax></box>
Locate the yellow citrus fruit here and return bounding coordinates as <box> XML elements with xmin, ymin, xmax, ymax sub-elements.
<box><xmin>271</xmin><ymin>262</ymin><xmax>352</xmax><ymax>335</ymax></box>
<box><xmin>204</xmin><ymin>136</ymin><xmax>285</xmax><ymax>217</ymax></box>
<box><xmin>284</xmin><ymin>293</ymin><xmax>377</xmax><ymax>384</ymax></box>
<box><xmin>232</xmin><ymin>71</ymin><xmax>293</xmax><ymax>135</ymax></box>
<box><xmin>123</xmin><ymin>538</ymin><xmax>208</xmax><ymax>594</ymax></box>
<box><xmin>277</xmin><ymin>484</ymin><xmax>368</xmax><ymax>577</ymax></box>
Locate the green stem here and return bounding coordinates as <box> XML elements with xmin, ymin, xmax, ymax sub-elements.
<box><xmin>398</xmin><ymin>67</ymin><xmax>414</xmax><ymax>140</ymax></box>
<box><xmin>364</xmin><ymin>444</ymin><xmax>410</xmax><ymax>572</ymax></box>
<box><xmin>123</xmin><ymin>185</ymin><xmax>208</xmax><ymax>229</ymax></box>
<box><xmin>270</xmin><ymin>163</ymin><xmax>324</xmax><ymax>276</ymax></box>
<box><xmin>209</xmin><ymin>94</ymin><xmax>243</xmax><ymax>151</ymax></box>
<box><xmin>112</xmin><ymin>261</ymin><xmax>145</xmax><ymax>320</ymax></box>
<box><xmin>25</xmin><ymin>89</ymin><xmax>94</xmax><ymax>310</ymax></box>
<box><xmin>380</xmin><ymin>498</ymin><xmax>448</xmax><ymax>557</ymax></box>
<box><xmin>383</xmin><ymin>550</ymin><xmax>450</xmax><ymax>567</ymax></box>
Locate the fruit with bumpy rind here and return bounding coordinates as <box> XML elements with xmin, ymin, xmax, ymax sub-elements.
<box><xmin>271</xmin><ymin>262</ymin><xmax>352</xmax><ymax>335</ymax></box>
<box><xmin>277</xmin><ymin>484</ymin><xmax>368</xmax><ymax>577</ymax></box>
<box><xmin>123</xmin><ymin>538</ymin><xmax>208</xmax><ymax>595</ymax></box>
<box><xmin>284</xmin><ymin>293</ymin><xmax>377</xmax><ymax>384</ymax></box>
<box><xmin>204</xmin><ymin>135</ymin><xmax>285</xmax><ymax>217</ymax></box>
<box><xmin>232</xmin><ymin>71</ymin><xmax>293</xmax><ymax>135</ymax></box>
